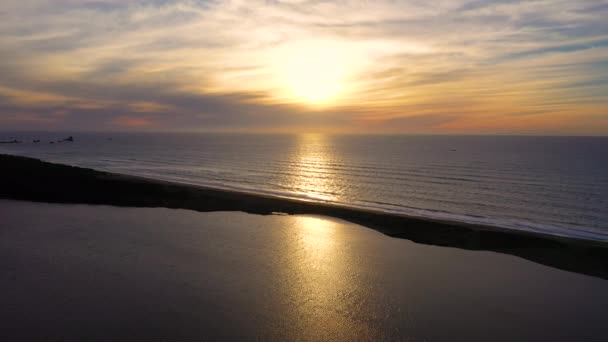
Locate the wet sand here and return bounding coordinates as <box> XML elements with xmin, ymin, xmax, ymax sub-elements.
<box><xmin>0</xmin><ymin>200</ymin><xmax>606</xmax><ymax>341</ymax></box>
<box><xmin>1</xmin><ymin>154</ymin><xmax>607</xmax><ymax>279</ymax></box>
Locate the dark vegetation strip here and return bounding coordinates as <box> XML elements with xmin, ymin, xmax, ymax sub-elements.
<box><xmin>1</xmin><ymin>154</ymin><xmax>606</xmax><ymax>279</ymax></box>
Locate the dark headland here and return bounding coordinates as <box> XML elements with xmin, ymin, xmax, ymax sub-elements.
<box><xmin>1</xmin><ymin>153</ymin><xmax>606</xmax><ymax>279</ymax></box>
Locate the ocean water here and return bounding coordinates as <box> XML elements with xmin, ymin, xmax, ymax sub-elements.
<box><xmin>1</xmin><ymin>132</ymin><xmax>607</xmax><ymax>240</ymax></box>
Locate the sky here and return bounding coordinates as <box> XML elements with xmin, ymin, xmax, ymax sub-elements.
<box><xmin>0</xmin><ymin>0</ymin><xmax>607</xmax><ymax>134</ymax></box>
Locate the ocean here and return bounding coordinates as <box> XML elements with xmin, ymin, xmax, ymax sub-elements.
<box><xmin>2</xmin><ymin>132</ymin><xmax>607</xmax><ymax>241</ymax></box>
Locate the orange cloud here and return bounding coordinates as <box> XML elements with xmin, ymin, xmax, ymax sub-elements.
<box><xmin>112</xmin><ymin>116</ymin><xmax>155</xmax><ymax>127</ymax></box>
<box><xmin>128</xmin><ymin>101</ymin><xmax>172</xmax><ymax>113</ymax></box>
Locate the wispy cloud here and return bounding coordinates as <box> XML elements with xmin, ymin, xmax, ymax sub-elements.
<box><xmin>0</xmin><ymin>0</ymin><xmax>606</xmax><ymax>134</ymax></box>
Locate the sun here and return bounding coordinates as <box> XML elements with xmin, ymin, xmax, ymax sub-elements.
<box><xmin>274</xmin><ymin>40</ymin><xmax>356</xmax><ymax>105</ymax></box>
<box><xmin>282</xmin><ymin>51</ymin><xmax>345</xmax><ymax>104</ymax></box>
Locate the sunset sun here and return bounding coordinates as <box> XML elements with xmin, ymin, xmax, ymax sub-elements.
<box><xmin>283</xmin><ymin>52</ymin><xmax>345</xmax><ymax>104</ymax></box>
<box><xmin>274</xmin><ymin>40</ymin><xmax>358</xmax><ymax>105</ymax></box>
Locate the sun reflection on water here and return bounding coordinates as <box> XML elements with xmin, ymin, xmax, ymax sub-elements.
<box><xmin>284</xmin><ymin>134</ymin><xmax>338</xmax><ymax>202</ymax></box>
<box><xmin>272</xmin><ymin>136</ymin><xmax>378</xmax><ymax>338</ymax></box>
<box><xmin>277</xmin><ymin>215</ymin><xmax>378</xmax><ymax>340</ymax></box>
<box><xmin>292</xmin><ymin>216</ymin><xmax>340</xmax><ymax>267</ymax></box>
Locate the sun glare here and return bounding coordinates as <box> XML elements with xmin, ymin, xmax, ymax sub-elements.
<box><xmin>274</xmin><ymin>40</ymin><xmax>358</xmax><ymax>106</ymax></box>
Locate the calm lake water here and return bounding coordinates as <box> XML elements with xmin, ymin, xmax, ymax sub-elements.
<box><xmin>1</xmin><ymin>200</ymin><xmax>606</xmax><ymax>341</ymax></box>
<box><xmin>1</xmin><ymin>132</ymin><xmax>607</xmax><ymax>240</ymax></box>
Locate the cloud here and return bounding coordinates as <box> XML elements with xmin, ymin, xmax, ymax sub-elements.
<box><xmin>112</xmin><ymin>116</ymin><xmax>156</xmax><ymax>127</ymax></box>
<box><xmin>0</xmin><ymin>0</ymin><xmax>607</xmax><ymax>134</ymax></box>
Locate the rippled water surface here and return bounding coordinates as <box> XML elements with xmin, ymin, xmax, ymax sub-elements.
<box><xmin>1</xmin><ymin>201</ymin><xmax>607</xmax><ymax>341</ymax></box>
<box><xmin>2</xmin><ymin>132</ymin><xmax>607</xmax><ymax>239</ymax></box>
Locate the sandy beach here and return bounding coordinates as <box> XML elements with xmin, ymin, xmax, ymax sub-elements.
<box><xmin>1</xmin><ymin>199</ymin><xmax>607</xmax><ymax>341</ymax></box>
<box><xmin>1</xmin><ymin>154</ymin><xmax>607</xmax><ymax>280</ymax></box>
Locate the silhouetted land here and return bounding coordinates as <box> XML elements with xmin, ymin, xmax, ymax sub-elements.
<box><xmin>1</xmin><ymin>154</ymin><xmax>606</xmax><ymax>279</ymax></box>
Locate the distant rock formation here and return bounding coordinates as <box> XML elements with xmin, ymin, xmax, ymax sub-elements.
<box><xmin>49</xmin><ymin>136</ymin><xmax>75</xmax><ymax>144</ymax></box>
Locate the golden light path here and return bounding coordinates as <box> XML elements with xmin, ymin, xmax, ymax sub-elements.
<box><xmin>279</xmin><ymin>215</ymin><xmax>378</xmax><ymax>340</ymax></box>
<box><xmin>283</xmin><ymin>134</ymin><xmax>337</xmax><ymax>202</ymax></box>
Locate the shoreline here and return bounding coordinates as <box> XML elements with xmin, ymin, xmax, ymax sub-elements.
<box><xmin>87</xmin><ymin>168</ymin><xmax>608</xmax><ymax>242</ymax></box>
<box><xmin>1</xmin><ymin>153</ymin><xmax>607</xmax><ymax>279</ymax></box>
